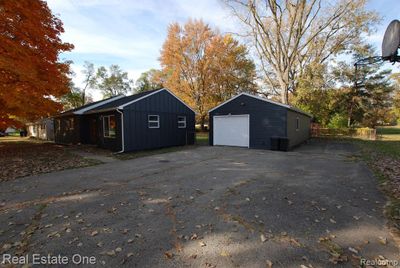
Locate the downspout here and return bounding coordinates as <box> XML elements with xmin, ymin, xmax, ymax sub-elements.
<box><xmin>116</xmin><ymin>109</ymin><xmax>125</xmax><ymax>154</ymax></box>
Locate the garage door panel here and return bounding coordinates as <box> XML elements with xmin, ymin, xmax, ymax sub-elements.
<box><xmin>213</xmin><ymin>115</ymin><xmax>249</xmax><ymax>147</ymax></box>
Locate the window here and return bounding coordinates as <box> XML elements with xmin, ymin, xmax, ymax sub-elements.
<box><xmin>296</xmin><ymin>117</ymin><xmax>300</xmax><ymax>131</ymax></box>
<box><xmin>148</xmin><ymin>115</ymin><xmax>160</xmax><ymax>128</ymax></box>
<box><xmin>178</xmin><ymin>116</ymin><xmax>186</xmax><ymax>128</ymax></box>
<box><xmin>69</xmin><ymin>118</ymin><xmax>74</xmax><ymax>130</ymax></box>
<box><xmin>65</xmin><ymin>118</ymin><xmax>74</xmax><ymax>131</ymax></box>
<box><xmin>103</xmin><ymin>115</ymin><xmax>116</xmax><ymax>138</ymax></box>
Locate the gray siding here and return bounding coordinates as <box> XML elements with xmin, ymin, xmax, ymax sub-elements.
<box><xmin>286</xmin><ymin>110</ymin><xmax>311</xmax><ymax>148</ymax></box>
<box><xmin>123</xmin><ymin>90</ymin><xmax>195</xmax><ymax>152</ymax></box>
<box><xmin>209</xmin><ymin>95</ymin><xmax>287</xmax><ymax>149</ymax></box>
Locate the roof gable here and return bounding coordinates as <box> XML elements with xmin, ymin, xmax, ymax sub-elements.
<box><xmin>86</xmin><ymin>89</ymin><xmax>161</xmax><ymax>113</ymax></box>
<box><xmin>82</xmin><ymin>88</ymin><xmax>196</xmax><ymax>114</ymax></box>
<box><xmin>118</xmin><ymin>88</ymin><xmax>196</xmax><ymax>114</ymax></box>
<box><xmin>208</xmin><ymin>93</ymin><xmax>312</xmax><ymax>117</ymax></box>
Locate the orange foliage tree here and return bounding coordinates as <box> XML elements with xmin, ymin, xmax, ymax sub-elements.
<box><xmin>0</xmin><ymin>0</ymin><xmax>73</xmax><ymax>129</ymax></box>
<box><xmin>160</xmin><ymin>19</ymin><xmax>257</xmax><ymax>129</ymax></box>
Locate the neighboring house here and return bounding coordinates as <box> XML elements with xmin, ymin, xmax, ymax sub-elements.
<box><xmin>54</xmin><ymin>88</ymin><xmax>196</xmax><ymax>152</ymax></box>
<box><xmin>208</xmin><ymin>93</ymin><xmax>312</xmax><ymax>150</ymax></box>
<box><xmin>26</xmin><ymin>118</ymin><xmax>54</xmax><ymax>141</ymax></box>
<box><xmin>5</xmin><ymin>127</ymin><xmax>17</xmax><ymax>135</ymax></box>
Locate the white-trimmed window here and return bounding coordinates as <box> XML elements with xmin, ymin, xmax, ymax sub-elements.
<box><xmin>103</xmin><ymin>115</ymin><xmax>116</xmax><ymax>138</ymax></box>
<box><xmin>296</xmin><ymin>117</ymin><xmax>300</xmax><ymax>131</ymax></box>
<box><xmin>69</xmin><ymin>118</ymin><xmax>74</xmax><ymax>130</ymax></box>
<box><xmin>148</xmin><ymin>115</ymin><xmax>160</xmax><ymax>128</ymax></box>
<box><xmin>178</xmin><ymin>116</ymin><xmax>186</xmax><ymax>128</ymax></box>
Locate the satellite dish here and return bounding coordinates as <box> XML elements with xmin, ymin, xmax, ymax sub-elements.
<box><xmin>382</xmin><ymin>20</ymin><xmax>400</xmax><ymax>61</ymax></box>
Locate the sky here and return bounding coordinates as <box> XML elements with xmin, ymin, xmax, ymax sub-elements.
<box><xmin>46</xmin><ymin>0</ymin><xmax>400</xmax><ymax>100</ymax></box>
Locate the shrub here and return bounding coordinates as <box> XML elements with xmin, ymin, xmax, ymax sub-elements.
<box><xmin>327</xmin><ymin>113</ymin><xmax>348</xmax><ymax>129</ymax></box>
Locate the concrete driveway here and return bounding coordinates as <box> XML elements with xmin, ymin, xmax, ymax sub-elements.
<box><xmin>0</xmin><ymin>140</ymin><xmax>398</xmax><ymax>267</ymax></box>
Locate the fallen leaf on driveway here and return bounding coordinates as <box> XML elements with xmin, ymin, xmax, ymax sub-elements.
<box><xmin>220</xmin><ymin>250</ymin><xmax>230</xmax><ymax>257</ymax></box>
<box><xmin>329</xmin><ymin>218</ymin><xmax>336</xmax><ymax>224</ymax></box>
<box><xmin>106</xmin><ymin>250</ymin><xmax>116</xmax><ymax>256</ymax></box>
<box><xmin>348</xmin><ymin>247</ymin><xmax>358</xmax><ymax>254</ymax></box>
<box><xmin>199</xmin><ymin>241</ymin><xmax>206</xmax><ymax>247</ymax></box>
<box><xmin>2</xmin><ymin>244</ymin><xmax>11</xmax><ymax>251</ymax></box>
<box><xmin>190</xmin><ymin>233</ymin><xmax>198</xmax><ymax>240</ymax></box>
<box><xmin>378</xmin><ymin>237</ymin><xmax>387</xmax><ymax>245</ymax></box>
<box><xmin>164</xmin><ymin>252</ymin><xmax>173</xmax><ymax>259</ymax></box>
<box><xmin>90</xmin><ymin>231</ymin><xmax>98</xmax><ymax>236</ymax></box>
<box><xmin>260</xmin><ymin>234</ymin><xmax>268</xmax><ymax>242</ymax></box>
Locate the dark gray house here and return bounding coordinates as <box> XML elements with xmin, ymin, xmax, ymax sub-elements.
<box><xmin>54</xmin><ymin>88</ymin><xmax>196</xmax><ymax>152</ymax></box>
<box><xmin>208</xmin><ymin>93</ymin><xmax>312</xmax><ymax>150</ymax></box>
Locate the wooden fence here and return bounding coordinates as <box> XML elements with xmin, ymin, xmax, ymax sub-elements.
<box><xmin>311</xmin><ymin>124</ymin><xmax>377</xmax><ymax>140</ymax></box>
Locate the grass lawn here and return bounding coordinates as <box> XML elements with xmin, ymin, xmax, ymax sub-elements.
<box><xmin>0</xmin><ymin>137</ymin><xmax>100</xmax><ymax>182</ymax></box>
<box><xmin>350</xmin><ymin>126</ymin><xmax>400</xmax><ymax>229</ymax></box>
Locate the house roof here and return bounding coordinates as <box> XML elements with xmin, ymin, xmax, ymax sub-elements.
<box><xmin>208</xmin><ymin>92</ymin><xmax>313</xmax><ymax>118</ymax></box>
<box><xmin>86</xmin><ymin>89</ymin><xmax>161</xmax><ymax>113</ymax></box>
<box><xmin>85</xmin><ymin>88</ymin><xmax>196</xmax><ymax>114</ymax></box>
<box><xmin>55</xmin><ymin>88</ymin><xmax>196</xmax><ymax>117</ymax></box>
<box><xmin>56</xmin><ymin>95</ymin><xmax>125</xmax><ymax>117</ymax></box>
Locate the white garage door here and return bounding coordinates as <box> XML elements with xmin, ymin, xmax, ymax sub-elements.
<box><xmin>213</xmin><ymin>115</ymin><xmax>249</xmax><ymax>147</ymax></box>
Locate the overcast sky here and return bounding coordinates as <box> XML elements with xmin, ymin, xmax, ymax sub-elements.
<box><xmin>46</xmin><ymin>0</ymin><xmax>400</xmax><ymax>100</ymax></box>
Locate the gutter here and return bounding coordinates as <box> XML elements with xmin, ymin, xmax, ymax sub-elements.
<box><xmin>115</xmin><ymin>109</ymin><xmax>125</xmax><ymax>154</ymax></box>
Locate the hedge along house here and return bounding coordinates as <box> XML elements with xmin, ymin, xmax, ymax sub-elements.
<box><xmin>208</xmin><ymin>93</ymin><xmax>312</xmax><ymax>150</ymax></box>
<box><xmin>54</xmin><ymin>88</ymin><xmax>196</xmax><ymax>152</ymax></box>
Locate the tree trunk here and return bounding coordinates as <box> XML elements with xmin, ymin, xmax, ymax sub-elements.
<box><xmin>347</xmin><ymin>105</ymin><xmax>353</xmax><ymax>128</ymax></box>
<box><xmin>200</xmin><ymin>115</ymin><xmax>206</xmax><ymax>131</ymax></box>
<box><xmin>279</xmin><ymin>80</ymin><xmax>289</xmax><ymax>104</ymax></box>
<box><xmin>82</xmin><ymin>89</ymin><xmax>86</xmax><ymax>106</ymax></box>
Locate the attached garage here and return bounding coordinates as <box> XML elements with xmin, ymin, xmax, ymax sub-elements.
<box><xmin>209</xmin><ymin>93</ymin><xmax>312</xmax><ymax>150</ymax></box>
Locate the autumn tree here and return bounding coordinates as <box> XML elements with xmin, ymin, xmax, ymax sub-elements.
<box><xmin>0</xmin><ymin>0</ymin><xmax>73</xmax><ymax>128</ymax></box>
<box><xmin>224</xmin><ymin>0</ymin><xmax>379</xmax><ymax>104</ymax></box>
<box><xmin>135</xmin><ymin>69</ymin><xmax>164</xmax><ymax>93</ymax></box>
<box><xmin>160</xmin><ymin>19</ymin><xmax>257</xmax><ymax>129</ymax></box>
